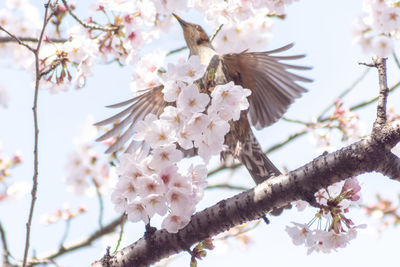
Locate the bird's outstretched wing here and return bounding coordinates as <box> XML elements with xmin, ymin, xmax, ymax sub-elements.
<box><xmin>94</xmin><ymin>85</ymin><xmax>167</xmax><ymax>154</ymax></box>
<box><xmin>222</xmin><ymin>43</ymin><xmax>312</xmax><ymax>130</ymax></box>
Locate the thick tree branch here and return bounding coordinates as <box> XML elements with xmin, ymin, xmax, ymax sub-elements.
<box><xmin>93</xmin><ymin>119</ymin><xmax>400</xmax><ymax>266</ymax></box>
<box><xmin>94</xmin><ymin>56</ymin><xmax>400</xmax><ymax>266</ymax></box>
<box><xmin>376</xmin><ymin>150</ymin><xmax>400</xmax><ymax>180</ymax></box>
<box><xmin>371</xmin><ymin>58</ymin><xmax>389</xmax><ymax>128</ymax></box>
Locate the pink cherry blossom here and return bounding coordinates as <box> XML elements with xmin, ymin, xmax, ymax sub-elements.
<box><xmin>126</xmin><ymin>201</ymin><xmax>149</xmax><ymax>224</ymax></box>
<box><xmin>161</xmin><ymin>212</ymin><xmax>191</xmax><ymax>233</ymax></box>
<box><xmin>176</xmin><ymin>83</ymin><xmax>210</xmax><ymax>115</ymax></box>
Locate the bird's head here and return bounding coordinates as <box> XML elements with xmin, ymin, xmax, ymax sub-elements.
<box><xmin>173</xmin><ymin>14</ymin><xmax>212</xmax><ymax>54</ymax></box>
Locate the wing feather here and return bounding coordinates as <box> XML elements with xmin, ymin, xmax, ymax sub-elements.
<box><xmin>222</xmin><ymin>44</ymin><xmax>312</xmax><ymax>129</ymax></box>
<box><xmin>95</xmin><ymin>85</ymin><xmax>167</xmax><ymax>153</ymax></box>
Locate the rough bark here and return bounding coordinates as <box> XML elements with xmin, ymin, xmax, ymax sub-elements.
<box><xmin>93</xmin><ymin>120</ymin><xmax>400</xmax><ymax>267</ymax></box>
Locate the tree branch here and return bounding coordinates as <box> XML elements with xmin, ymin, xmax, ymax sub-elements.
<box><xmin>0</xmin><ymin>221</ymin><xmax>12</xmax><ymax>266</ymax></box>
<box><xmin>370</xmin><ymin>58</ymin><xmax>389</xmax><ymax>128</ymax></box>
<box><xmin>166</xmin><ymin>46</ymin><xmax>187</xmax><ymax>56</ymax></box>
<box><xmin>61</xmin><ymin>0</ymin><xmax>119</xmax><ymax>32</ymax></box>
<box><xmin>206</xmin><ymin>183</ymin><xmax>249</xmax><ymax>191</ymax></box>
<box><xmin>23</xmin><ymin>2</ymin><xmax>56</xmax><ymax>266</ymax></box>
<box><xmin>317</xmin><ymin>68</ymin><xmax>371</xmax><ymax>120</ymax></box>
<box><xmin>0</xmin><ymin>36</ymin><xmax>67</xmax><ymax>43</ymax></box>
<box><xmin>0</xmin><ymin>26</ymin><xmax>35</xmax><ymax>52</ymax></box>
<box><xmin>376</xmin><ymin>149</ymin><xmax>400</xmax><ymax>181</ymax></box>
<box><xmin>27</xmin><ymin>215</ymin><xmax>125</xmax><ymax>266</ymax></box>
<box><xmin>93</xmin><ymin>55</ymin><xmax>400</xmax><ymax>266</ymax></box>
<box><xmin>93</xmin><ymin>119</ymin><xmax>400</xmax><ymax>266</ymax></box>
<box><xmin>208</xmin><ymin>73</ymin><xmax>400</xmax><ymax>179</ymax></box>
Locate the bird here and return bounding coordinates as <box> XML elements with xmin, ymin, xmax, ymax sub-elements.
<box><xmin>95</xmin><ymin>14</ymin><xmax>312</xmax><ymax>185</ymax></box>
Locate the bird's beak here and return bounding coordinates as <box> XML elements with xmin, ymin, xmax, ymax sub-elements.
<box><xmin>172</xmin><ymin>13</ymin><xmax>188</xmax><ymax>28</ymax></box>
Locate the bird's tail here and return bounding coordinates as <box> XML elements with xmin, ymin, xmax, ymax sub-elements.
<box><xmin>238</xmin><ymin>130</ymin><xmax>292</xmax><ymax>215</ymax></box>
<box><xmin>238</xmin><ymin>130</ymin><xmax>281</xmax><ymax>185</ymax></box>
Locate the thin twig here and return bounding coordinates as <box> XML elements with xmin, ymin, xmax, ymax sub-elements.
<box><xmin>58</xmin><ymin>219</ymin><xmax>71</xmax><ymax>248</ymax></box>
<box><xmin>22</xmin><ymin>2</ymin><xmax>56</xmax><ymax>266</ymax></box>
<box><xmin>266</xmin><ymin>130</ymin><xmax>308</xmax><ymax>154</ymax></box>
<box><xmin>166</xmin><ymin>45</ymin><xmax>187</xmax><ymax>56</ymax></box>
<box><xmin>215</xmin><ymin>221</ymin><xmax>261</xmax><ymax>242</ymax></box>
<box><xmin>61</xmin><ymin>0</ymin><xmax>119</xmax><ymax>32</ymax></box>
<box><xmin>0</xmin><ymin>36</ymin><xmax>67</xmax><ymax>43</ymax></box>
<box><xmin>208</xmin><ymin>129</ymin><xmax>308</xmax><ymax>177</ymax></box>
<box><xmin>113</xmin><ymin>215</ymin><xmax>127</xmax><ymax>253</ymax></box>
<box><xmin>0</xmin><ymin>221</ymin><xmax>12</xmax><ymax>266</ymax></box>
<box><xmin>349</xmin><ymin>81</ymin><xmax>400</xmax><ymax>111</ymax></box>
<box><xmin>210</xmin><ymin>24</ymin><xmax>224</xmax><ymax>42</ymax></box>
<box><xmin>25</xmin><ymin>258</ymin><xmax>61</xmax><ymax>266</ymax></box>
<box><xmin>27</xmin><ymin>215</ymin><xmax>124</xmax><ymax>265</ymax></box>
<box><xmin>206</xmin><ymin>183</ymin><xmax>249</xmax><ymax>191</ymax></box>
<box><xmin>92</xmin><ymin>178</ymin><xmax>104</xmax><ymax>229</ymax></box>
<box><xmin>393</xmin><ymin>52</ymin><xmax>400</xmax><ymax>69</ymax></box>
<box><xmin>281</xmin><ymin>117</ymin><xmax>311</xmax><ymax>126</ymax></box>
<box><xmin>0</xmin><ymin>26</ymin><xmax>34</xmax><ymax>52</ymax></box>
<box><xmin>317</xmin><ymin>68</ymin><xmax>371</xmax><ymax>120</ymax></box>
<box><xmin>207</xmin><ymin>79</ymin><xmax>400</xmax><ymax>178</ymax></box>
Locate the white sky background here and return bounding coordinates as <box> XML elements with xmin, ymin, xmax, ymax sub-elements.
<box><xmin>1</xmin><ymin>0</ymin><xmax>400</xmax><ymax>266</ymax></box>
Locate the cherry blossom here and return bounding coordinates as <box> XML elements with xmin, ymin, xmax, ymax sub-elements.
<box><xmin>372</xmin><ymin>35</ymin><xmax>393</xmax><ymax>58</ymax></box>
<box><xmin>287</xmin><ymin>177</ymin><xmax>365</xmax><ymax>253</ymax></box>
<box><xmin>162</xmin><ymin>55</ymin><xmax>206</xmax><ymax>83</ymax></box>
<box><xmin>286</xmin><ymin>222</ymin><xmax>310</xmax><ymax>246</ymax></box>
<box><xmin>144</xmin><ymin>119</ymin><xmax>177</xmax><ymax>148</ymax></box>
<box><xmin>354</xmin><ymin>0</ymin><xmax>400</xmax><ymax>57</ymax></box>
<box><xmin>136</xmin><ymin>174</ymin><xmax>166</xmax><ymax>197</ymax></box>
<box><xmin>142</xmin><ymin>194</ymin><xmax>168</xmax><ymax>217</ymax></box>
<box><xmin>126</xmin><ymin>201</ymin><xmax>149</xmax><ymax>224</ymax></box>
<box><xmin>162</xmin><ymin>80</ymin><xmax>186</xmax><ymax>102</ymax></box>
<box><xmin>64</xmin><ymin>117</ymin><xmax>115</xmax><ymax>196</ymax></box>
<box><xmin>176</xmin><ymin>83</ymin><xmax>210</xmax><ymax>114</ymax></box>
<box><xmin>210</xmin><ymin>81</ymin><xmax>251</xmax><ymax>121</ymax></box>
<box><xmin>161</xmin><ymin>212</ymin><xmax>192</xmax><ymax>233</ymax></box>
<box><xmin>150</xmin><ymin>145</ymin><xmax>183</xmax><ymax>168</ymax></box>
<box><xmin>109</xmin><ymin>52</ymin><xmax>251</xmax><ymax>232</ymax></box>
<box><xmin>130</xmin><ymin>50</ymin><xmax>166</xmax><ymax>92</ymax></box>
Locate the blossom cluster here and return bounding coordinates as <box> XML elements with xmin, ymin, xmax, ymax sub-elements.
<box><xmin>363</xmin><ymin>194</ymin><xmax>400</xmax><ymax>233</ymax></box>
<box><xmin>193</xmin><ymin>0</ymin><xmax>298</xmax><ymax>54</ymax></box>
<box><xmin>0</xmin><ymin>1</ymin><xmax>40</xmax><ymax>79</ymax></box>
<box><xmin>129</xmin><ymin>50</ymin><xmax>166</xmax><ymax>93</ymax></box>
<box><xmin>0</xmin><ymin>0</ymin><xmax>301</xmax><ymax>93</ymax></box>
<box><xmin>307</xmin><ymin>99</ymin><xmax>364</xmax><ymax>152</ymax></box>
<box><xmin>328</xmin><ymin>99</ymin><xmax>363</xmax><ymax>142</ymax></box>
<box><xmin>353</xmin><ymin>0</ymin><xmax>400</xmax><ymax>57</ymax></box>
<box><xmin>40</xmin><ymin>205</ymin><xmax>87</xmax><ymax>225</ymax></box>
<box><xmin>111</xmin><ymin>55</ymin><xmax>251</xmax><ymax>233</ymax></box>
<box><xmin>65</xmin><ymin>117</ymin><xmax>115</xmax><ymax>196</ymax></box>
<box><xmin>287</xmin><ymin>177</ymin><xmax>366</xmax><ymax>254</ymax></box>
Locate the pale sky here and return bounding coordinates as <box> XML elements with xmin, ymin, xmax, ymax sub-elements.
<box><xmin>1</xmin><ymin>1</ymin><xmax>400</xmax><ymax>266</ymax></box>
